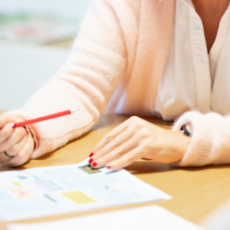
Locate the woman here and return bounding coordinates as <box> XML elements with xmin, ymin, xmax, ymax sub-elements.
<box><xmin>0</xmin><ymin>0</ymin><xmax>230</xmax><ymax>170</ymax></box>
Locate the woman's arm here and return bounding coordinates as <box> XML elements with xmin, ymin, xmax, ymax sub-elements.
<box><xmin>90</xmin><ymin>110</ymin><xmax>230</xmax><ymax>169</ymax></box>
<box><xmin>173</xmin><ymin>111</ymin><xmax>230</xmax><ymax>167</ymax></box>
<box><xmin>3</xmin><ymin>0</ymin><xmax>128</xmax><ymax>161</ymax></box>
<box><xmin>89</xmin><ymin>116</ymin><xmax>190</xmax><ymax>170</ymax></box>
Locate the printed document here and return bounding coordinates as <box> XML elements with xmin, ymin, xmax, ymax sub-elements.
<box><xmin>8</xmin><ymin>205</ymin><xmax>204</xmax><ymax>230</ymax></box>
<box><xmin>0</xmin><ymin>160</ymin><xmax>171</xmax><ymax>221</ymax></box>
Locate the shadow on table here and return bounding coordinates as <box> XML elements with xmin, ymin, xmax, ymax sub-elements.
<box><xmin>125</xmin><ymin>160</ymin><xmax>230</xmax><ymax>174</ymax></box>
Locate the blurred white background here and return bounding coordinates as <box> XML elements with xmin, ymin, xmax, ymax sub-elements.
<box><xmin>0</xmin><ymin>0</ymin><xmax>90</xmax><ymax>18</ymax></box>
<box><xmin>0</xmin><ymin>0</ymin><xmax>91</xmax><ymax>110</ymax></box>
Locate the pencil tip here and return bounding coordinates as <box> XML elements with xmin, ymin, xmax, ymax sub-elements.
<box><xmin>71</xmin><ymin>109</ymin><xmax>79</xmax><ymax>114</ymax></box>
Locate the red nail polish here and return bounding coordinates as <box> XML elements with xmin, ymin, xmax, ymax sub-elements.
<box><xmin>23</xmin><ymin>126</ymin><xmax>29</xmax><ymax>134</ymax></box>
<box><xmin>89</xmin><ymin>153</ymin><xmax>94</xmax><ymax>158</ymax></box>
<box><xmin>89</xmin><ymin>158</ymin><xmax>93</xmax><ymax>164</ymax></box>
<box><xmin>107</xmin><ymin>166</ymin><xmax>111</xmax><ymax>169</ymax></box>
<box><xmin>92</xmin><ymin>162</ymin><xmax>97</xmax><ymax>167</ymax></box>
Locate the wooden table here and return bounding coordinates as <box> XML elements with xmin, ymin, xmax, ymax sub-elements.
<box><xmin>1</xmin><ymin>111</ymin><xmax>230</xmax><ymax>225</ymax></box>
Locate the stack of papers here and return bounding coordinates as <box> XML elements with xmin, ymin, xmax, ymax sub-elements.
<box><xmin>8</xmin><ymin>205</ymin><xmax>205</xmax><ymax>230</ymax></box>
<box><xmin>0</xmin><ymin>160</ymin><xmax>171</xmax><ymax>221</ymax></box>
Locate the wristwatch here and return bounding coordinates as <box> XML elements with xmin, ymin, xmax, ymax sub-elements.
<box><xmin>180</xmin><ymin>124</ymin><xmax>193</xmax><ymax>137</ymax></box>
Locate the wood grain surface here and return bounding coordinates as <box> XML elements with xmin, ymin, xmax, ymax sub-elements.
<box><xmin>1</xmin><ymin>111</ymin><xmax>230</xmax><ymax>225</ymax></box>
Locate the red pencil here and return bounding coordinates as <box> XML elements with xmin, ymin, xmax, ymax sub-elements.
<box><xmin>12</xmin><ymin>109</ymin><xmax>78</xmax><ymax>128</ymax></box>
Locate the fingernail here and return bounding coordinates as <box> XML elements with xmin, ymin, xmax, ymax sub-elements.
<box><xmin>89</xmin><ymin>153</ymin><xmax>94</xmax><ymax>158</ymax></box>
<box><xmin>11</xmin><ymin>123</ymin><xmax>15</xmax><ymax>128</ymax></box>
<box><xmin>24</xmin><ymin>126</ymin><xmax>29</xmax><ymax>134</ymax></box>
<box><xmin>92</xmin><ymin>162</ymin><xmax>97</xmax><ymax>167</ymax></box>
<box><xmin>88</xmin><ymin>158</ymin><xmax>93</xmax><ymax>164</ymax></box>
<box><xmin>106</xmin><ymin>165</ymin><xmax>111</xmax><ymax>169</ymax></box>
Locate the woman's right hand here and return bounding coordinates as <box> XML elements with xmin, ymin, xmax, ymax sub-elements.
<box><xmin>0</xmin><ymin>115</ymin><xmax>34</xmax><ymax>167</ymax></box>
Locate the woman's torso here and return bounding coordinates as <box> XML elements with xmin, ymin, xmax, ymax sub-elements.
<box><xmin>154</xmin><ymin>0</ymin><xmax>230</xmax><ymax>120</ymax></box>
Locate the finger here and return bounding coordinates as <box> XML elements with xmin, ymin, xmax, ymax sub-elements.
<box><xmin>92</xmin><ymin>127</ymin><xmax>134</xmax><ymax>162</ymax></box>
<box><xmin>5</xmin><ymin>136</ymin><xmax>34</xmax><ymax>167</ymax></box>
<box><xmin>5</xmin><ymin>135</ymin><xmax>28</xmax><ymax>157</ymax></box>
<box><xmin>105</xmin><ymin>145</ymin><xmax>145</xmax><ymax>170</ymax></box>
<box><xmin>0</xmin><ymin>116</ymin><xmax>8</xmax><ymax>129</ymax></box>
<box><xmin>0</xmin><ymin>115</ymin><xmax>23</xmax><ymax>128</ymax></box>
<box><xmin>0</xmin><ymin>127</ymin><xmax>27</xmax><ymax>152</ymax></box>
<box><xmin>0</xmin><ymin>123</ymin><xmax>14</xmax><ymax>143</ymax></box>
<box><xmin>92</xmin><ymin>119</ymin><xmax>130</xmax><ymax>154</ymax></box>
<box><xmin>92</xmin><ymin>135</ymin><xmax>139</xmax><ymax>168</ymax></box>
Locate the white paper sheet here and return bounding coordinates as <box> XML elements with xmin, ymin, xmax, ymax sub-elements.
<box><xmin>8</xmin><ymin>205</ymin><xmax>204</xmax><ymax>230</ymax></box>
<box><xmin>0</xmin><ymin>160</ymin><xmax>171</xmax><ymax>221</ymax></box>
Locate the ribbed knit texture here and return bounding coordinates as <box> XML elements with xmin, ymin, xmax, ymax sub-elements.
<box><xmin>173</xmin><ymin>111</ymin><xmax>230</xmax><ymax>167</ymax></box>
<box><xmin>6</xmin><ymin>0</ymin><xmax>230</xmax><ymax>168</ymax></box>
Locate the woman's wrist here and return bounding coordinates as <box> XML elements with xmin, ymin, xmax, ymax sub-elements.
<box><xmin>181</xmin><ymin>123</ymin><xmax>193</xmax><ymax>137</ymax></box>
<box><xmin>177</xmin><ymin>123</ymin><xmax>193</xmax><ymax>161</ymax></box>
<box><xmin>172</xmin><ymin>130</ymin><xmax>191</xmax><ymax>162</ymax></box>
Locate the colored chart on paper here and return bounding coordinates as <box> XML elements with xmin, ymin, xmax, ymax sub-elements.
<box><xmin>62</xmin><ymin>191</ymin><xmax>96</xmax><ymax>204</ymax></box>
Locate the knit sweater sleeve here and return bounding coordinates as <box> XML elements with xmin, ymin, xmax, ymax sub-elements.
<box><xmin>5</xmin><ymin>0</ymin><xmax>127</xmax><ymax>159</ymax></box>
<box><xmin>172</xmin><ymin>111</ymin><xmax>230</xmax><ymax>167</ymax></box>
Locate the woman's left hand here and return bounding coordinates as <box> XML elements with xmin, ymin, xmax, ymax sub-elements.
<box><xmin>89</xmin><ymin>116</ymin><xmax>190</xmax><ymax>170</ymax></box>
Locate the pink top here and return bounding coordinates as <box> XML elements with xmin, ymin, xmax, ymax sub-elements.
<box><xmin>6</xmin><ymin>0</ymin><xmax>230</xmax><ymax>167</ymax></box>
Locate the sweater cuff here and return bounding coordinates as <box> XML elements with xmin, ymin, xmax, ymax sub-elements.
<box><xmin>172</xmin><ymin>111</ymin><xmax>214</xmax><ymax>167</ymax></box>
